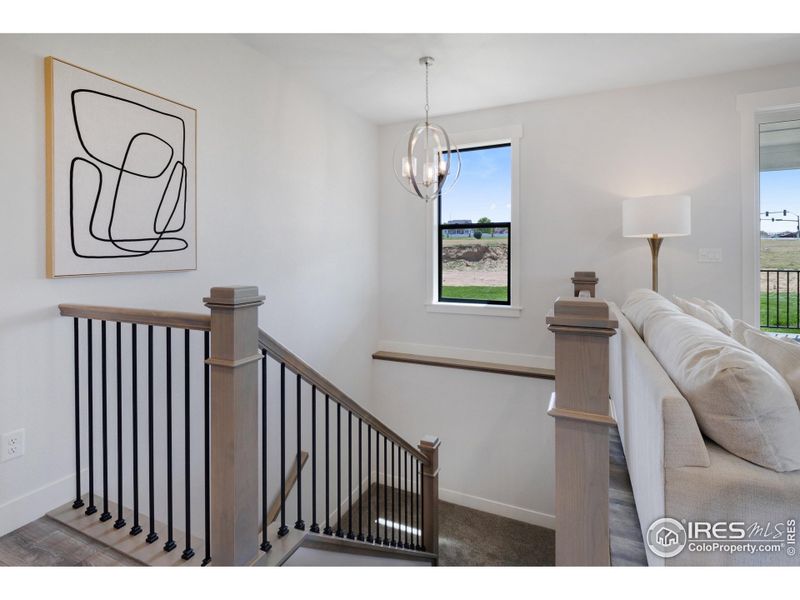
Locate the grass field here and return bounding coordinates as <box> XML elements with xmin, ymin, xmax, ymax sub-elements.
<box><xmin>761</xmin><ymin>238</ymin><xmax>800</xmax><ymax>269</ymax></box>
<box><xmin>760</xmin><ymin>291</ymin><xmax>800</xmax><ymax>332</ymax></box>
<box><xmin>441</xmin><ymin>286</ymin><xmax>508</xmax><ymax>302</ymax></box>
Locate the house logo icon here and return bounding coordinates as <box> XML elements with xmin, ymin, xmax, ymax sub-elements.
<box><xmin>646</xmin><ymin>518</ymin><xmax>687</xmax><ymax>558</ymax></box>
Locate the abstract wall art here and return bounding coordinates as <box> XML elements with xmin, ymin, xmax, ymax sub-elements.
<box><xmin>45</xmin><ymin>57</ymin><xmax>197</xmax><ymax>277</ymax></box>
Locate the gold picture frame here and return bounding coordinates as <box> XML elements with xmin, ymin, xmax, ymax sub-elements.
<box><xmin>45</xmin><ymin>56</ymin><xmax>197</xmax><ymax>277</ymax></box>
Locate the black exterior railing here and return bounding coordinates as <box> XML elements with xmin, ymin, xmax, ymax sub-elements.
<box><xmin>761</xmin><ymin>269</ymin><xmax>800</xmax><ymax>330</ymax></box>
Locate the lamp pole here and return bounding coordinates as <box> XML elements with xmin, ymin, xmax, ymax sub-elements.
<box><xmin>647</xmin><ymin>234</ymin><xmax>663</xmax><ymax>292</ymax></box>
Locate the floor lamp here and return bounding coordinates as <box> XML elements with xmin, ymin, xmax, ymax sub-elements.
<box><xmin>623</xmin><ymin>195</ymin><xmax>691</xmax><ymax>292</ymax></box>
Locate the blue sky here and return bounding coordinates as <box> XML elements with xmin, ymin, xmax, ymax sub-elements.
<box><xmin>760</xmin><ymin>169</ymin><xmax>800</xmax><ymax>234</ymax></box>
<box><xmin>440</xmin><ymin>145</ymin><xmax>511</xmax><ymax>223</ymax></box>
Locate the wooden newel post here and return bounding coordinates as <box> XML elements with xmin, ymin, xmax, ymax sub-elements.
<box><xmin>204</xmin><ymin>286</ymin><xmax>265</xmax><ymax>566</ymax></box>
<box><xmin>419</xmin><ymin>435</ymin><xmax>440</xmax><ymax>559</ymax></box>
<box><xmin>546</xmin><ymin>297</ymin><xmax>617</xmax><ymax>566</ymax></box>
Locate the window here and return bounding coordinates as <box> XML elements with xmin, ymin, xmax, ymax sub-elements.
<box><xmin>438</xmin><ymin>143</ymin><xmax>512</xmax><ymax>305</ymax></box>
<box><xmin>758</xmin><ymin>116</ymin><xmax>800</xmax><ymax>331</ymax></box>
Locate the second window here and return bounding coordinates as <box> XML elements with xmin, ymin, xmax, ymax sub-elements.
<box><xmin>438</xmin><ymin>143</ymin><xmax>512</xmax><ymax>305</ymax></box>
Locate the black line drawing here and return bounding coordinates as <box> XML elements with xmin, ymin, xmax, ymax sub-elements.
<box><xmin>68</xmin><ymin>89</ymin><xmax>189</xmax><ymax>259</ymax></box>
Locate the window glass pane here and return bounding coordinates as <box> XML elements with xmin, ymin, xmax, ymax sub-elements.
<box><xmin>759</xmin><ymin>119</ymin><xmax>800</xmax><ymax>330</ymax></box>
<box><xmin>440</xmin><ymin>145</ymin><xmax>511</xmax><ymax>223</ymax></box>
<box><xmin>441</xmin><ymin>226</ymin><xmax>509</xmax><ymax>303</ymax></box>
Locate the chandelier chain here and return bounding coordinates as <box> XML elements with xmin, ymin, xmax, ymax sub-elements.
<box><xmin>424</xmin><ymin>60</ymin><xmax>430</xmax><ymax>124</ymax></box>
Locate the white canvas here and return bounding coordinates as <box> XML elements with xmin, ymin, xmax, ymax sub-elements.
<box><xmin>46</xmin><ymin>57</ymin><xmax>197</xmax><ymax>276</ymax></box>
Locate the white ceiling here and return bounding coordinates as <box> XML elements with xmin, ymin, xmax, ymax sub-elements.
<box><xmin>237</xmin><ymin>34</ymin><xmax>800</xmax><ymax>124</ymax></box>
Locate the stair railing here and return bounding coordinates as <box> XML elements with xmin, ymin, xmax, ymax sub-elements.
<box><xmin>57</xmin><ymin>286</ymin><xmax>439</xmax><ymax>566</ymax></box>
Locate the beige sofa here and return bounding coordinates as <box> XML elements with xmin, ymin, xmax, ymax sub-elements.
<box><xmin>608</xmin><ymin>303</ymin><xmax>800</xmax><ymax>566</ymax></box>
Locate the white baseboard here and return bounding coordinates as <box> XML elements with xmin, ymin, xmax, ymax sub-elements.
<box><xmin>0</xmin><ymin>470</ymin><xmax>83</xmax><ymax>537</ymax></box>
<box><xmin>439</xmin><ymin>487</ymin><xmax>555</xmax><ymax>530</ymax></box>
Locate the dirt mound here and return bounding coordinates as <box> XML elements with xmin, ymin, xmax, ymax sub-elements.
<box><xmin>442</xmin><ymin>243</ymin><xmax>508</xmax><ymax>271</ymax></box>
<box><xmin>443</xmin><ymin>244</ymin><xmax>507</xmax><ymax>262</ymax></box>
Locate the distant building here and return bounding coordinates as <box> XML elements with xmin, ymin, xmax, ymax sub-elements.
<box><xmin>445</xmin><ymin>219</ymin><xmax>473</xmax><ymax>237</ymax></box>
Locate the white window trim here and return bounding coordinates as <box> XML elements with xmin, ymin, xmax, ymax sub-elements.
<box><xmin>737</xmin><ymin>87</ymin><xmax>800</xmax><ymax>326</ymax></box>
<box><xmin>425</xmin><ymin>124</ymin><xmax>523</xmax><ymax>317</ymax></box>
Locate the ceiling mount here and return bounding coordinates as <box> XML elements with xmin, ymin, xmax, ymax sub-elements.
<box><xmin>419</xmin><ymin>56</ymin><xmax>434</xmax><ymax>67</ymax></box>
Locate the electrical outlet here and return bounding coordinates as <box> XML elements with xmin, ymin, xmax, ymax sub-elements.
<box><xmin>1</xmin><ymin>429</ymin><xmax>25</xmax><ymax>462</ymax></box>
<box><xmin>698</xmin><ymin>248</ymin><xmax>722</xmax><ymax>263</ymax></box>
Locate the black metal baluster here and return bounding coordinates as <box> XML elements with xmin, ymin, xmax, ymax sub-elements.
<box><xmin>260</xmin><ymin>349</ymin><xmax>271</xmax><ymax>552</ymax></box>
<box><xmin>402</xmin><ymin>450</ymin><xmax>407</xmax><ymax>548</ymax></box>
<box><xmin>416</xmin><ymin>459</ymin><xmax>421</xmax><ymax>550</ymax></box>
<box><xmin>130</xmin><ymin>325</ymin><xmax>142</xmax><ymax>536</ymax></box>
<box><xmin>420</xmin><ymin>462</ymin><xmax>425</xmax><ymax>551</ymax></box>
<box><xmin>347</xmin><ymin>411</ymin><xmax>354</xmax><ymax>539</ymax></box>
<box><xmin>777</xmin><ymin>272</ymin><xmax>781</xmax><ymax>328</ymax></box>
<box><xmin>323</xmin><ymin>395</ymin><xmax>332</xmax><ymax>536</ymax></box>
<box><xmin>367</xmin><ymin>424</ymin><xmax>373</xmax><ymax>543</ymax></box>
<box><xmin>413</xmin><ymin>458</ymin><xmax>417</xmax><ymax>550</ymax></box>
<box><xmin>336</xmin><ymin>403</ymin><xmax>343</xmax><ymax>538</ymax></box>
<box><xmin>295</xmin><ymin>373</ymin><xmax>305</xmax><ymax>531</ymax></box>
<box><xmin>357</xmin><ymin>417</ymin><xmax>364</xmax><ymax>541</ymax></box>
<box><xmin>767</xmin><ymin>271</ymin><xmax>771</xmax><ymax>327</ymax></box>
<box><xmin>375</xmin><ymin>431</ymin><xmax>382</xmax><ymax>545</ymax></box>
<box><xmin>100</xmin><ymin>321</ymin><xmax>112</xmax><ymax>523</ymax></box>
<box><xmin>72</xmin><ymin>318</ymin><xmax>84</xmax><ymax>510</ymax></box>
<box><xmin>202</xmin><ymin>332</ymin><xmax>211</xmax><ymax>565</ymax></box>
<box><xmin>85</xmin><ymin>319</ymin><xmax>97</xmax><ymax>516</ymax></box>
<box><xmin>383</xmin><ymin>435</ymin><xmax>388</xmax><ymax>545</ymax></box>
<box><xmin>181</xmin><ymin>330</ymin><xmax>194</xmax><ymax>560</ymax></box>
<box><xmin>278</xmin><ymin>363</ymin><xmax>289</xmax><ymax>537</ymax></box>
<box><xmin>113</xmin><ymin>322</ymin><xmax>126</xmax><ymax>529</ymax></box>
<box><xmin>391</xmin><ymin>441</ymin><xmax>396</xmax><ymax>546</ymax></box>
<box><xmin>310</xmin><ymin>386</ymin><xmax>319</xmax><ymax>533</ymax></box>
<box><xmin>788</xmin><ymin>271</ymin><xmax>791</xmax><ymax>328</ymax></box>
<box><xmin>164</xmin><ymin>328</ymin><xmax>176</xmax><ymax>552</ymax></box>
<box><xmin>146</xmin><ymin>326</ymin><xmax>158</xmax><ymax>543</ymax></box>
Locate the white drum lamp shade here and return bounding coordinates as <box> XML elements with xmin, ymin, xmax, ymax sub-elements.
<box><xmin>622</xmin><ymin>195</ymin><xmax>691</xmax><ymax>238</ymax></box>
<box><xmin>622</xmin><ymin>195</ymin><xmax>691</xmax><ymax>292</ymax></box>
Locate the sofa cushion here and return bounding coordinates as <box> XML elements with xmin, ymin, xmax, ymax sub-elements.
<box><xmin>644</xmin><ymin>308</ymin><xmax>800</xmax><ymax>472</ymax></box>
<box><xmin>691</xmin><ymin>298</ymin><xmax>735</xmax><ymax>335</ymax></box>
<box><xmin>731</xmin><ymin>318</ymin><xmax>760</xmax><ymax>345</ymax></box>
<box><xmin>673</xmin><ymin>295</ymin><xmax>726</xmax><ymax>332</ymax></box>
<box><xmin>621</xmin><ymin>289</ymin><xmax>682</xmax><ymax>337</ymax></box>
<box><xmin>739</xmin><ymin>327</ymin><xmax>800</xmax><ymax>409</ymax></box>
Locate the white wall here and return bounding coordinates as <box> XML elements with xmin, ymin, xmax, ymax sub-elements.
<box><xmin>373</xmin><ymin>61</ymin><xmax>800</xmax><ymax>528</ymax></box>
<box><xmin>0</xmin><ymin>34</ymin><xmax>379</xmax><ymax>536</ymax></box>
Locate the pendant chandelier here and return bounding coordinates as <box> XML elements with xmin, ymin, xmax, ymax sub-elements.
<box><xmin>393</xmin><ymin>56</ymin><xmax>460</xmax><ymax>202</ymax></box>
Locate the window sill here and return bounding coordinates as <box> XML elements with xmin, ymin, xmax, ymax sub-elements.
<box><xmin>425</xmin><ymin>302</ymin><xmax>522</xmax><ymax>318</ymax></box>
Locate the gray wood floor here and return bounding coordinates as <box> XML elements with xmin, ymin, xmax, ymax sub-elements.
<box><xmin>609</xmin><ymin>427</ymin><xmax>647</xmax><ymax>566</ymax></box>
<box><xmin>0</xmin><ymin>516</ymin><xmax>139</xmax><ymax>566</ymax></box>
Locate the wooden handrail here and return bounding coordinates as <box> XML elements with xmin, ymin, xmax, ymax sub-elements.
<box><xmin>259</xmin><ymin>330</ymin><xmax>428</xmax><ymax>465</ymax></box>
<box><xmin>372</xmin><ymin>350</ymin><xmax>555</xmax><ymax>380</ymax></box>
<box><xmin>59</xmin><ymin>304</ymin><xmax>210</xmax><ymax>331</ymax></box>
